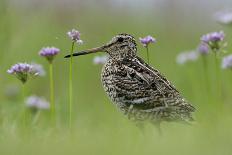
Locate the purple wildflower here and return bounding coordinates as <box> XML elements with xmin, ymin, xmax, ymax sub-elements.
<box><xmin>201</xmin><ymin>31</ymin><xmax>225</xmax><ymax>43</ymax></box>
<box><xmin>139</xmin><ymin>35</ymin><xmax>156</xmax><ymax>47</ymax></box>
<box><xmin>93</xmin><ymin>55</ymin><xmax>108</xmax><ymax>65</ymax></box>
<box><xmin>7</xmin><ymin>63</ymin><xmax>32</xmax><ymax>74</ymax></box>
<box><xmin>39</xmin><ymin>47</ymin><xmax>60</xmax><ymax>63</ymax></box>
<box><xmin>201</xmin><ymin>31</ymin><xmax>225</xmax><ymax>51</ymax></box>
<box><xmin>215</xmin><ymin>11</ymin><xmax>232</xmax><ymax>25</ymax></box>
<box><xmin>67</xmin><ymin>29</ymin><xmax>83</xmax><ymax>44</ymax></box>
<box><xmin>31</xmin><ymin>63</ymin><xmax>46</xmax><ymax>76</ymax></box>
<box><xmin>198</xmin><ymin>43</ymin><xmax>209</xmax><ymax>55</ymax></box>
<box><xmin>176</xmin><ymin>51</ymin><xmax>199</xmax><ymax>65</ymax></box>
<box><xmin>222</xmin><ymin>55</ymin><xmax>232</xmax><ymax>69</ymax></box>
<box><xmin>7</xmin><ymin>63</ymin><xmax>38</xmax><ymax>83</ymax></box>
<box><xmin>26</xmin><ymin>95</ymin><xmax>50</xmax><ymax>111</ymax></box>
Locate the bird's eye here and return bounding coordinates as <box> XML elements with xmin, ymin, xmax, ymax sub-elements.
<box><xmin>117</xmin><ymin>37</ymin><xmax>124</xmax><ymax>42</ymax></box>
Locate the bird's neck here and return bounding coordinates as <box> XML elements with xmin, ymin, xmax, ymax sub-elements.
<box><xmin>108</xmin><ymin>49</ymin><xmax>137</xmax><ymax>61</ymax></box>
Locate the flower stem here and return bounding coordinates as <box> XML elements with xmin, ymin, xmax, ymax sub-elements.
<box><xmin>202</xmin><ymin>56</ymin><xmax>210</xmax><ymax>100</ymax></box>
<box><xmin>69</xmin><ymin>42</ymin><xmax>75</xmax><ymax>129</ymax></box>
<box><xmin>49</xmin><ymin>62</ymin><xmax>55</xmax><ymax>124</ymax></box>
<box><xmin>214</xmin><ymin>52</ymin><xmax>222</xmax><ymax>103</ymax></box>
<box><xmin>22</xmin><ymin>83</ymin><xmax>26</xmax><ymax>128</ymax></box>
<box><xmin>146</xmin><ymin>46</ymin><xmax>150</xmax><ymax>65</ymax></box>
<box><xmin>32</xmin><ymin>111</ymin><xmax>41</xmax><ymax>125</ymax></box>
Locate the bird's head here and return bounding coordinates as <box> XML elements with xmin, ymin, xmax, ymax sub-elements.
<box><xmin>64</xmin><ymin>33</ymin><xmax>137</xmax><ymax>60</ymax></box>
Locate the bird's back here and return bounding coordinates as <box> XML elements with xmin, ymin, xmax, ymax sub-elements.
<box><xmin>101</xmin><ymin>56</ymin><xmax>195</xmax><ymax>123</ymax></box>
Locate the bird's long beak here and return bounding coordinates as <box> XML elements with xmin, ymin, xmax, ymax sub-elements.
<box><xmin>64</xmin><ymin>46</ymin><xmax>105</xmax><ymax>58</ymax></box>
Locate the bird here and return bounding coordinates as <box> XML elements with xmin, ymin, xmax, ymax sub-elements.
<box><xmin>64</xmin><ymin>33</ymin><xmax>195</xmax><ymax>129</ymax></box>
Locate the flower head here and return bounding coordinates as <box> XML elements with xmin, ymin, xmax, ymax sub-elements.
<box><xmin>215</xmin><ymin>11</ymin><xmax>232</xmax><ymax>25</ymax></box>
<box><xmin>222</xmin><ymin>55</ymin><xmax>232</xmax><ymax>69</ymax></box>
<box><xmin>31</xmin><ymin>63</ymin><xmax>46</xmax><ymax>76</ymax></box>
<box><xmin>139</xmin><ymin>35</ymin><xmax>156</xmax><ymax>47</ymax></box>
<box><xmin>26</xmin><ymin>95</ymin><xmax>50</xmax><ymax>111</ymax></box>
<box><xmin>7</xmin><ymin>63</ymin><xmax>38</xmax><ymax>83</ymax></box>
<box><xmin>67</xmin><ymin>29</ymin><xmax>83</xmax><ymax>44</ymax></box>
<box><xmin>39</xmin><ymin>47</ymin><xmax>60</xmax><ymax>63</ymax></box>
<box><xmin>201</xmin><ymin>31</ymin><xmax>225</xmax><ymax>51</ymax></box>
<box><xmin>176</xmin><ymin>51</ymin><xmax>199</xmax><ymax>65</ymax></box>
<box><xmin>201</xmin><ymin>31</ymin><xmax>225</xmax><ymax>43</ymax></box>
<box><xmin>198</xmin><ymin>43</ymin><xmax>209</xmax><ymax>55</ymax></box>
<box><xmin>93</xmin><ymin>55</ymin><xmax>108</xmax><ymax>65</ymax></box>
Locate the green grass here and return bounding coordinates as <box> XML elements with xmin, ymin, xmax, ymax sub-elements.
<box><xmin>1</xmin><ymin>2</ymin><xmax>232</xmax><ymax>155</ymax></box>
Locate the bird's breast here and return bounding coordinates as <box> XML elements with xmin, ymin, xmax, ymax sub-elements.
<box><xmin>101</xmin><ymin>62</ymin><xmax>118</xmax><ymax>102</ymax></box>
<box><xmin>101</xmin><ymin>60</ymin><xmax>151</xmax><ymax>111</ymax></box>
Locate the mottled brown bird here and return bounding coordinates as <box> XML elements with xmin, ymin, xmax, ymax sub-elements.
<box><xmin>65</xmin><ymin>33</ymin><xmax>195</xmax><ymax>127</ymax></box>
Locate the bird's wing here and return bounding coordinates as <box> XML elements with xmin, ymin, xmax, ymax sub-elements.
<box><xmin>114</xmin><ymin>56</ymin><xmax>195</xmax><ymax>113</ymax></box>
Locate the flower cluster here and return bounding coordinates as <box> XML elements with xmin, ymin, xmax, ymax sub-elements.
<box><xmin>7</xmin><ymin>63</ymin><xmax>39</xmax><ymax>83</ymax></box>
<box><xmin>39</xmin><ymin>47</ymin><xmax>60</xmax><ymax>63</ymax></box>
<box><xmin>201</xmin><ymin>31</ymin><xmax>225</xmax><ymax>51</ymax></box>
<box><xmin>139</xmin><ymin>35</ymin><xmax>156</xmax><ymax>47</ymax></box>
<box><xmin>222</xmin><ymin>55</ymin><xmax>232</xmax><ymax>69</ymax></box>
<box><xmin>26</xmin><ymin>95</ymin><xmax>50</xmax><ymax>111</ymax></box>
<box><xmin>67</xmin><ymin>29</ymin><xmax>83</xmax><ymax>44</ymax></box>
<box><xmin>31</xmin><ymin>63</ymin><xmax>46</xmax><ymax>76</ymax></box>
<box><xmin>197</xmin><ymin>43</ymin><xmax>209</xmax><ymax>55</ymax></box>
<box><xmin>176</xmin><ymin>51</ymin><xmax>199</xmax><ymax>65</ymax></box>
<box><xmin>215</xmin><ymin>11</ymin><xmax>232</xmax><ymax>25</ymax></box>
<box><xmin>93</xmin><ymin>55</ymin><xmax>108</xmax><ymax>65</ymax></box>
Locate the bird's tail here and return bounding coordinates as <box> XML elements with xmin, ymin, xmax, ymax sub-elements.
<box><xmin>177</xmin><ymin>103</ymin><xmax>196</xmax><ymax>124</ymax></box>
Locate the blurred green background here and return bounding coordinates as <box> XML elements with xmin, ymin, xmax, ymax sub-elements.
<box><xmin>0</xmin><ymin>0</ymin><xmax>232</xmax><ymax>154</ymax></box>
